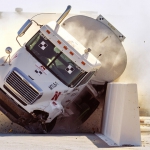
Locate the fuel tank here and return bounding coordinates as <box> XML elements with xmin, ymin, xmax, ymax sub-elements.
<box><xmin>62</xmin><ymin>15</ymin><xmax>127</xmax><ymax>83</ymax></box>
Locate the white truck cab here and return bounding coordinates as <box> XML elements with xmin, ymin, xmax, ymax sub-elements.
<box><xmin>0</xmin><ymin>6</ymin><xmax>101</xmax><ymax>133</ymax></box>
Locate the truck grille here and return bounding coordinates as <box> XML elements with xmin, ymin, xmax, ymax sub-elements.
<box><xmin>4</xmin><ymin>68</ymin><xmax>42</xmax><ymax>105</ymax></box>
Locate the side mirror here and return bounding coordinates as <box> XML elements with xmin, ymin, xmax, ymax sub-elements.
<box><xmin>0</xmin><ymin>47</ymin><xmax>12</xmax><ymax>66</ymax></box>
<box><xmin>5</xmin><ymin>47</ymin><xmax>12</xmax><ymax>54</ymax></box>
<box><xmin>17</xmin><ymin>19</ymin><xmax>32</xmax><ymax>37</ymax></box>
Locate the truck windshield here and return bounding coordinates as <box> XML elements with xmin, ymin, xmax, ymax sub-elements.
<box><xmin>25</xmin><ymin>31</ymin><xmax>87</xmax><ymax>87</ymax></box>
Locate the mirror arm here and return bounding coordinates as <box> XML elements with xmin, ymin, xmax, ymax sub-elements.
<box><xmin>16</xmin><ymin>35</ymin><xmax>22</xmax><ymax>47</ymax></box>
<box><xmin>31</xmin><ymin>20</ymin><xmax>43</xmax><ymax>28</ymax></box>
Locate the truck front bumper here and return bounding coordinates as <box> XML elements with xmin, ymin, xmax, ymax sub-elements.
<box><xmin>0</xmin><ymin>89</ymin><xmax>31</xmax><ymax>126</ymax></box>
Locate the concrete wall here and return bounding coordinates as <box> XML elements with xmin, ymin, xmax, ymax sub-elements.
<box><xmin>0</xmin><ymin>2</ymin><xmax>150</xmax><ymax>116</ymax></box>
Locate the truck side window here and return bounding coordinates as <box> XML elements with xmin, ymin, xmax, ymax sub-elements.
<box><xmin>48</xmin><ymin>52</ymin><xmax>87</xmax><ymax>87</ymax></box>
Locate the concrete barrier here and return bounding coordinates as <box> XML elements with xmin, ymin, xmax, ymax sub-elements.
<box><xmin>102</xmin><ymin>83</ymin><xmax>141</xmax><ymax>146</ymax></box>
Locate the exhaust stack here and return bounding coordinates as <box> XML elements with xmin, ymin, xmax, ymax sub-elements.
<box><xmin>56</xmin><ymin>5</ymin><xmax>71</xmax><ymax>25</ymax></box>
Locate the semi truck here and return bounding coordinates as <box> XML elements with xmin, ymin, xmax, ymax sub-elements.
<box><xmin>0</xmin><ymin>6</ymin><xmax>127</xmax><ymax>133</ymax></box>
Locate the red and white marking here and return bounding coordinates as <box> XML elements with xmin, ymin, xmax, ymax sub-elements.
<box><xmin>51</xmin><ymin>91</ymin><xmax>61</xmax><ymax>101</ymax></box>
<box><xmin>35</xmin><ymin>62</ymin><xmax>49</xmax><ymax>75</ymax></box>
